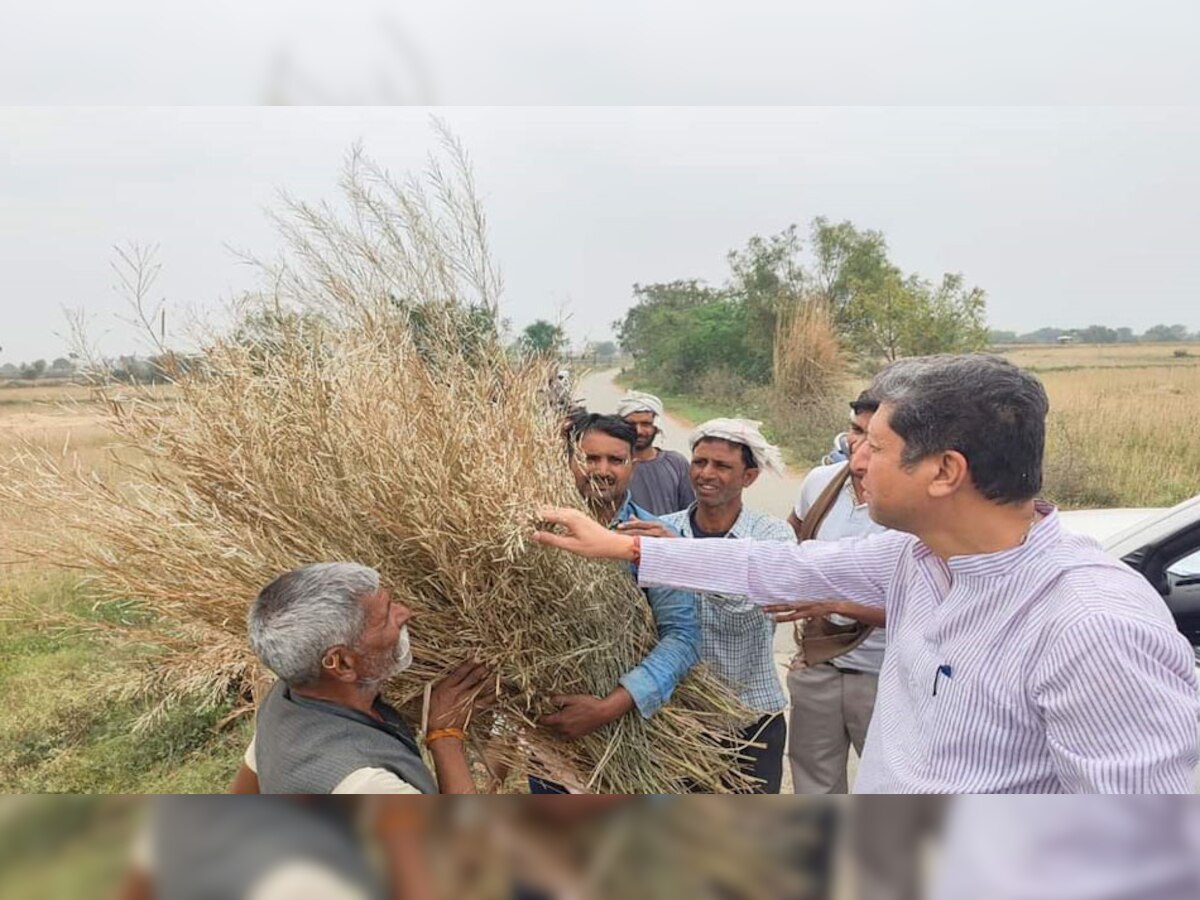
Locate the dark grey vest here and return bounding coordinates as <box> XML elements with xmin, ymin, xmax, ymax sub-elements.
<box><xmin>255</xmin><ymin>681</ymin><xmax>437</xmax><ymax>794</ymax></box>
<box><xmin>151</xmin><ymin>796</ymin><xmax>383</xmax><ymax>900</ymax></box>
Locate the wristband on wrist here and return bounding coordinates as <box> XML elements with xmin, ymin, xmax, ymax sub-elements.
<box><xmin>425</xmin><ymin>727</ymin><xmax>467</xmax><ymax>746</ymax></box>
<box><xmin>629</xmin><ymin>535</ymin><xmax>641</xmax><ymax>564</ymax></box>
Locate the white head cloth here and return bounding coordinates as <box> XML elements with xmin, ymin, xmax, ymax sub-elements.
<box><xmin>617</xmin><ymin>391</ymin><xmax>664</xmax><ymax>419</ymax></box>
<box><xmin>688</xmin><ymin>418</ymin><xmax>786</xmax><ymax>478</ymax></box>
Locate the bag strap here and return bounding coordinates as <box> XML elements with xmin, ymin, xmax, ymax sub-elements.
<box><xmin>797</xmin><ymin>463</ymin><xmax>852</xmax><ymax>542</ymax></box>
<box><xmin>793</xmin><ymin>462</ymin><xmax>855</xmax><ymax>662</ymax></box>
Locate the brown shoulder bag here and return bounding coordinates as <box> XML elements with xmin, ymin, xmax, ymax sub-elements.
<box><xmin>792</xmin><ymin>464</ymin><xmax>875</xmax><ymax>669</ymax></box>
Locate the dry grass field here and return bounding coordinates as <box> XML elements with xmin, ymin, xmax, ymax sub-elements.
<box><xmin>1002</xmin><ymin>341</ymin><xmax>1200</xmax><ymax>372</ymax></box>
<box><xmin>999</xmin><ymin>343</ymin><xmax>1200</xmax><ymax>508</ymax></box>
<box><xmin>0</xmin><ymin>346</ymin><xmax>1197</xmax><ymax>796</ymax></box>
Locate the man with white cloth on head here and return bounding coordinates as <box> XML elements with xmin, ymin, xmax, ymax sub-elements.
<box><xmin>619</xmin><ymin>418</ymin><xmax>793</xmax><ymax>792</ymax></box>
<box><xmin>617</xmin><ymin>391</ymin><xmax>695</xmax><ymax>516</ymax></box>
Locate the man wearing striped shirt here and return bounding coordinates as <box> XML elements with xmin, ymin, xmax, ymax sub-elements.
<box><xmin>535</xmin><ymin>354</ymin><xmax>1200</xmax><ymax>794</ymax></box>
<box><xmin>619</xmin><ymin>417</ymin><xmax>793</xmax><ymax>792</ymax></box>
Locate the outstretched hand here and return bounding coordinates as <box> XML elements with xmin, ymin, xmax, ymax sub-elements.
<box><xmin>762</xmin><ymin>599</ymin><xmax>886</xmax><ymax>627</ymax></box>
<box><xmin>762</xmin><ymin>600</ymin><xmax>845</xmax><ymax>624</ymax></box>
<box><xmin>532</xmin><ymin>507</ymin><xmax>637</xmax><ymax>560</ymax></box>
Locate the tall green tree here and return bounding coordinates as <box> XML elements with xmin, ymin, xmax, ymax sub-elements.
<box><xmin>809</xmin><ymin>217</ymin><xmax>894</xmax><ymax>326</ymax></box>
<box><xmin>846</xmin><ymin>272</ymin><xmax>988</xmax><ymax>364</ymax></box>
<box><xmin>614</xmin><ymin>280</ymin><xmax>746</xmax><ymax>391</ymax></box>
<box><xmin>725</xmin><ymin>226</ymin><xmax>806</xmax><ymax>383</ymax></box>
<box><xmin>520</xmin><ymin>319</ymin><xmax>567</xmax><ymax>356</ymax></box>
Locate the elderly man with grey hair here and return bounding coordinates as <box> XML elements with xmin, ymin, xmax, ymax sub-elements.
<box><xmin>535</xmin><ymin>354</ymin><xmax>1199</xmax><ymax>799</ymax></box>
<box><xmin>229</xmin><ymin>562</ymin><xmax>490</xmax><ymax>794</ymax></box>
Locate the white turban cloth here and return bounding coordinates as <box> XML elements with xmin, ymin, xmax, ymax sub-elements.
<box><xmin>617</xmin><ymin>391</ymin><xmax>664</xmax><ymax>419</ymax></box>
<box><xmin>688</xmin><ymin>418</ymin><xmax>786</xmax><ymax>478</ymax></box>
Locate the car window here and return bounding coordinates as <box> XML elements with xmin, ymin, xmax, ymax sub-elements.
<box><xmin>1166</xmin><ymin>549</ymin><xmax>1200</xmax><ymax>579</ymax></box>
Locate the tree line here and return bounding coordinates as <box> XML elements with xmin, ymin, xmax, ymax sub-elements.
<box><xmin>989</xmin><ymin>324</ymin><xmax>1200</xmax><ymax>345</ymax></box>
<box><xmin>0</xmin><ymin>354</ymin><xmax>181</xmax><ymax>384</ymax></box>
<box><xmin>612</xmin><ymin>218</ymin><xmax>989</xmax><ymax>395</ymax></box>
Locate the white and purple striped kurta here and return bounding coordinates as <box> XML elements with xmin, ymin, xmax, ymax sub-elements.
<box><xmin>639</xmin><ymin>501</ymin><xmax>1200</xmax><ymax>793</ymax></box>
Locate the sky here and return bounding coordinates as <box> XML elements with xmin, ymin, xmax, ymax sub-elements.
<box><xmin>3</xmin><ymin>1</ymin><xmax>1197</xmax><ymax>105</ymax></box>
<box><xmin>4</xmin><ymin>106</ymin><xmax>1200</xmax><ymax>363</ymax></box>
<box><xmin>2</xmin><ymin>2</ymin><xmax>1199</xmax><ymax>363</ymax></box>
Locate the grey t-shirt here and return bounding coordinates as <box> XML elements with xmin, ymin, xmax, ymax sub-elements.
<box><xmin>629</xmin><ymin>448</ymin><xmax>695</xmax><ymax>516</ymax></box>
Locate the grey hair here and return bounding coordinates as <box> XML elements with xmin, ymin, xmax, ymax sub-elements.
<box><xmin>247</xmin><ymin>562</ymin><xmax>380</xmax><ymax>686</ymax></box>
<box><xmin>869</xmin><ymin>354</ymin><xmax>1049</xmax><ymax>503</ymax></box>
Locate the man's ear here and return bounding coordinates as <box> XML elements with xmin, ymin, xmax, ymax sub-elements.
<box><xmin>742</xmin><ymin>468</ymin><xmax>761</xmax><ymax>489</ymax></box>
<box><xmin>321</xmin><ymin>646</ymin><xmax>359</xmax><ymax>683</ymax></box>
<box><xmin>927</xmin><ymin>450</ymin><xmax>969</xmax><ymax>499</ymax></box>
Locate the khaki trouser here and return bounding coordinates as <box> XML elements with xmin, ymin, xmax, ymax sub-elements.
<box><xmin>786</xmin><ymin>662</ymin><xmax>878</xmax><ymax>794</ymax></box>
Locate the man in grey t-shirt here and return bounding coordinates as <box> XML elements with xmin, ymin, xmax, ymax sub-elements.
<box><xmin>618</xmin><ymin>391</ymin><xmax>695</xmax><ymax>516</ymax></box>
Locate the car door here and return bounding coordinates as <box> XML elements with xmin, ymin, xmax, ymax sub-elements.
<box><xmin>1120</xmin><ymin>521</ymin><xmax>1200</xmax><ymax>650</ymax></box>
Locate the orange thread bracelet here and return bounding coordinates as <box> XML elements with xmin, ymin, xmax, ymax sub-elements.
<box><xmin>629</xmin><ymin>535</ymin><xmax>641</xmax><ymax>564</ymax></box>
<box><xmin>425</xmin><ymin>727</ymin><xmax>467</xmax><ymax>746</ymax></box>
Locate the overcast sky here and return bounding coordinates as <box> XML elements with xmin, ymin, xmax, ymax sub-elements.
<box><xmin>3</xmin><ymin>106</ymin><xmax>1200</xmax><ymax>363</ymax></box>
<box><xmin>3</xmin><ymin>1</ymin><xmax>1198</xmax><ymax>105</ymax></box>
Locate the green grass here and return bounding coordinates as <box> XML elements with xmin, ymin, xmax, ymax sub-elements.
<box><xmin>0</xmin><ymin>797</ymin><xmax>143</xmax><ymax>900</ymax></box>
<box><xmin>0</xmin><ymin>572</ymin><xmax>250</xmax><ymax>794</ymax></box>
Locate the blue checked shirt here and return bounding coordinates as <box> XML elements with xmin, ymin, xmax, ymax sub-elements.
<box><xmin>611</xmin><ymin>494</ymin><xmax>701</xmax><ymax>718</ymax></box>
<box><xmin>661</xmin><ymin>504</ymin><xmax>791</xmax><ymax>714</ymax></box>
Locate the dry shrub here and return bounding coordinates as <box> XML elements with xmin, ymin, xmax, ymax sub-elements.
<box><xmin>0</xmin><ymin>132</ymin><xmax>751</xmax><ymax>793</ymax></box>
<box><xmin>693</xmin><ymin>367</ymin><xmax>754</xmax><ymax>408</ymax></box>
<box><xmin>761</xmin><ymin>390</ymin><xmax>851</xmax><ymax>467</ymax></box>
<box><xmin>772</xmin><ymin>298</ymin><xmax>842</xmax><ymax>404</ymax></box>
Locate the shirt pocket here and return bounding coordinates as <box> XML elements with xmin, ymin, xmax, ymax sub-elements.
<box><xmin>700</xmin><ymin>592</ymin><xmax>766</xmax><ymax>633</ymax></box>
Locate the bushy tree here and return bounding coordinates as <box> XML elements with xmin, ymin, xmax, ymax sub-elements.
<box><xmin>520</xmin><ymin>319</ymin><xmax>567</xmax><ymax>357</ymax></box>
<box><xmin>19</xmin><ymin>359</ymin><xmax>47</xmax><ymax>380</ymax></box>
<box><xmin>1016</xmin><ymin>327</ymin><xmax>1067</xmax><ymax>344</ymax></box>
<box><xmin>1077</xmin><ymin>324</ymin><xmax>1118</xmax><ymax>344</ymax></box>
<box><xmin>618</xmin><ymin>217</ymin><xmax>990</xmax><ymax>389</ymax></box>
<box><xmin>1142</xmin><ymin>323</ymin><xmax>1189</xmax><ymax>342</ymax></box>
<box><xmin>844</xmin><ymin>272</ymin><xmax>987</xmax><ymax>364</ymax></box>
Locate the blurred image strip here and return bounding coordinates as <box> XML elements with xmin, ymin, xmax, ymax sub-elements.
<box><xmin>5</xmin><ymin>796</ymin><xmax>1200</xmax><ymax>899</ymax></box>
<box><xmin>5</xmin><ymin>796</ymin><xmax>835</xmax><ymax>900</ymax></box>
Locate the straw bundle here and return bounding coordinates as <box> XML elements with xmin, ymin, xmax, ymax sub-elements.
<box><xmin>0</xmin><ymin>133</ymin><xmax>753</xmax><ymax>792</ymax></box>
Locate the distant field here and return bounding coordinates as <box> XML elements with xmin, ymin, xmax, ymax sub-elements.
<box><xmin>1002</xmin><ymin>341</ymin><xmax>1200</xmax><ymax>372</ymax></box>
<box><xmin>987</xmin><ymin>344</ymin><xmax>1200</xmax><ymax>509</ymax></box>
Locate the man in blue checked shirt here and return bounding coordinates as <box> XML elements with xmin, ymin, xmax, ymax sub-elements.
<box><xmin>619</xmin><ymin>418</ymin><xmax>792</xmax><ymax>793</ymax></box>
<box><xmin>533</xmin><ymin>414</ymin><xmax>700</xmax><ymax>783</ymax></box>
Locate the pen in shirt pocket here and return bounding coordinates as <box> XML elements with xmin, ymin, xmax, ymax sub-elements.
<box><xmin>932</xmin><ymin>664</ymin><xmax>953</xmax><ymax>696</ymax></box>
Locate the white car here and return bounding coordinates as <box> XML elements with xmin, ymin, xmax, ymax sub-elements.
<box><xmin>1060</xmin><ymin>494</ymin><xmax>1200</xmax><ymax>654</ymax></box>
